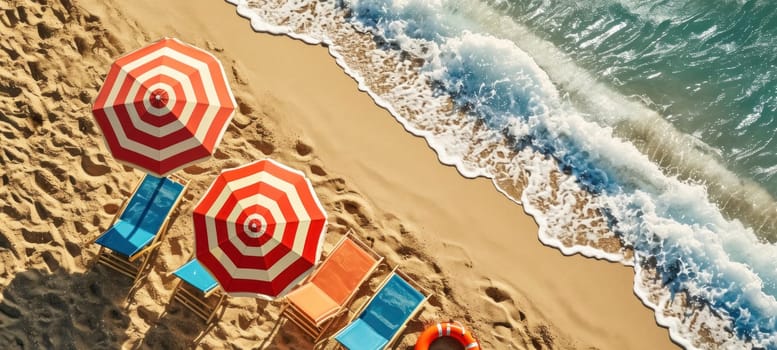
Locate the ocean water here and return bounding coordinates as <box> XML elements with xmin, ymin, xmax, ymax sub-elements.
<box><xmin>225</xmin><ymin>0</ymin><xmax>777</xmax><ymax>348</ymax></box>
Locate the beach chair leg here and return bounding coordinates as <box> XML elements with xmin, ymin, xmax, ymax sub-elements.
<box><xmin>314</xmin><ymin>312</ymin><xmax>341</xmax><ymax>346</ymax></box>
<box><xmin>206</xmin><ymin>293</ymin><xmax>227</xmax><ymax>324</ymax></box>
<box><xmin>312</xmin><ymin>333</ymin><xmax>328</xmax><ymax>350</ymax></box>
<box><xmin>133</xmin><ymin>254</ymin><xmax>151</xmax><ymax>283</ymax></box>
<box><xmin>133</xmin><ymin>240</ymin><xmax>165</xmax><ymax>282</ymax></box>
<box><xmin>92</xmin><ymin>246</ymin><xmax>105</xmax><ymax>269</ymax></box>
<box><xmin>169</xmin><ymin>279</ymin><xmax>183</xmax><ymax>304</ymax></box>
<box><xmin>313</xmin><ymin>321</ymin><xmax>330</xmax><ymax>346</ymax></box>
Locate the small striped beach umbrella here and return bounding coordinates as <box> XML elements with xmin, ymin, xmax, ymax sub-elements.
<box><xmin>92</xmin><ymin>37</ymin><xmax>236</xmax><ymax>177</ymax></box>
<box><xmin>193</xmin><ymin>159</ymin><xmax>328</xmax><ymax>299</ymax></box>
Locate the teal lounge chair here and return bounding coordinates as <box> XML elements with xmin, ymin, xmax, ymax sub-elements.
<box><xmin>169</xmin><ymin>258</ymin><xmax>227</xmax><ymax>324</ymax></box>
<box><xmin>88</xmin><ymin>173</ymin><xmax>188</xmax><ymax>282</ymax></box>
<box><xmin>333</xmin><ymin>267</ymin><xmax>431</xmax><ymax>350</ymax></box>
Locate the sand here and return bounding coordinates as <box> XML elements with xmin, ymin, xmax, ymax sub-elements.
<box><xmin>0</xmin><ymin>0</ymin><xmax>678</xmax><ymax>349</ymax></box>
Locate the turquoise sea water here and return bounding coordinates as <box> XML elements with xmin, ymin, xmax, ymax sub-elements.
<box><xmin>227</xmin><ymin>0</ymin><xmax>777</xmax><ymax>348</ymax></box>
<box><xmin>496</xmin><ymin>0</ymin><xmax>777</xmax><ymax>228</ymax></box>
<box><xmin>503</xmin><ymin>0</ymin><xmax>777</xmax><ymax>187</ymax></box>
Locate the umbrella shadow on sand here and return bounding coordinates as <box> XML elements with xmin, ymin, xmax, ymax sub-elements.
<box><xmin>142</xmin><ymin>297</ymin><xmax>310</xmax><ymax>350</ymax></box>
<box><xmin>0</xmin><ymin>267</ymin><xmax>133</xmax><ymax>349</ymax></box>
<box><xmin>139</xmin><ymin>295</ymin><xmax>227</xmax><ymax>349</ymax></box>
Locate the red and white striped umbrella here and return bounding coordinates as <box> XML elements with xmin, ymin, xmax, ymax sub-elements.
<box><xmin>92</xmin><ymin>37</ymin><xmax>236</xmax><ymax>177</ymax></box>
<box><xmin>193</xmin><ymin>159</ymin><xmax>328</xmax><ymax>299</ymax></box>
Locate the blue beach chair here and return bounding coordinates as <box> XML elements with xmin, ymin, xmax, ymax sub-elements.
<box><xmin>88</xmin><ymin>173</ymin><xmax>188</xmax><ymax>282</ymax></box>
<box><xmin>333</xmin><ymin>267</ymin><xmax>431</xmax><ymax>350</ymax></box>
<box><xmin>169</xmin><ymin>258</ymin><xmax>227</xmax><ymax>324</ymax></box>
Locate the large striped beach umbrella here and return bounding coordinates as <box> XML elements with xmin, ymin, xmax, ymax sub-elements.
<box><xmin>193</xmin><ymin>159</ymin><xmax>328</xmax><ymax>299</ymax></box>
<box><xmin>92</xmin><ymin>37</ymin><xmax>236</xmax><ymax>177</ymax></box>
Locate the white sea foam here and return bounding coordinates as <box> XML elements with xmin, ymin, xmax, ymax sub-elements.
<box><xmin>227</xmin><ymin>0</ymin><xmax>777</xmax><ymax>347</ymax></box>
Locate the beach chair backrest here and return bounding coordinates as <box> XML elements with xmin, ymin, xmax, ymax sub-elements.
<box><xmin>310</xmin><ymin>238</ymin><xmax>378</xmax><ymax>305</ymax></box>
<box><xmin>121</xmin><ymin>175</ymin><xmax>184</xmax><ymax>233</ymax></box>
<box><xmin>359</xmin><ymin>273</ymin><xmax>426</xmax><ymax>339</ymax></box>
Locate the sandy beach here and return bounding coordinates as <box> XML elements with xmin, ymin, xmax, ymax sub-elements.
<box><xmin>0</xmin><ymin>0</ymin><xmax>678</xmax><ymax>349</ymax></box>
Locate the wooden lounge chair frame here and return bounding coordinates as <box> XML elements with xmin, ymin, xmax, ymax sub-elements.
<box><xmin>168</xmin><ymin>255</ymin><xmax>227</xmax><ymax>324</ymax></box>
<box><xmin>332</xmin><ymin>265</ymin><xmax>432</xmax><ymax>350</ymax></box>
<box><xmin>280</xmin><ymin>230</ymin><xmax>384</xmax><ymax>347</ymax></box>
<box><xmin>87</xmin><ymin>173</ymin><xmax>189</xmax><ymax>283</ymax></box>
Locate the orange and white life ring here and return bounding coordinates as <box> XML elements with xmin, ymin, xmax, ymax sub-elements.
<box><xmin>415</xmin><ymin>321</ymin><xmax>481</xmax><ymax>350</ymax></box>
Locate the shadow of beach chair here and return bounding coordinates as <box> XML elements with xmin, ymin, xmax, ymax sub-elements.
<box><xmin>88</xmin><ymin>174</ymin><xmax>188</xmax><ymax>282</ymax></box>
<box><xmin>279</xmin><ymin>230</ymin><xmax>384</xmax><ymax>347</ymax></box>
<box><xmin>168</xmin><ymin>258</ymin><xmax>227</xmax><ymax>324</ymax></box>
<box><xmin>332</xmin><ymin>267</ymin><xmax>431</xmax><ymax>350</ymax></box>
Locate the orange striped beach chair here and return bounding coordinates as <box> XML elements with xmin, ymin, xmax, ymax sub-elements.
<box><xmin>279</xmin><ymin>230</ymin><xmax>384</xmax><ymax>346</ymax></box>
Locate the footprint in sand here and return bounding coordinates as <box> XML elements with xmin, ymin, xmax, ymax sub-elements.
<box><xmin>182</xmin><ymin>164</ymin><xmax>209</xmax><ymax>175</ymax></box>
<box><xmin>167</xmin><ymin>236</ymin><xmax>184</xmax><ymax>257</ymax></box>
<box><xmin>337</xmin><ymin>196</ymin><xmax>374</xmax><ymax>228</ymax></box>
<box><xmin>26</xmin><ymin>59</ymin><xmax>44</xmax><ymax>81</ymax></box>
<box><xmin>485</xmin><ymin>285</ymin><xmax>512</xmax><ymax>304</ymax></box>
<box><xmin>0</xmin><ymin>81</ymin><xmax>22</xmax><ymax>98</ymax></box>
<box><xmin>1</xmin><ymin>203</ymin><xmax>28</xmax><ymax>222</ymax></box>
<box><xmin>3</xmin><ymin>145</ymin><xmax>28</xmax><ymax>164</ymax></box>
<box><xmin>482</xmin><ymin>282</ymin><xmax>521</xmax><ymax>325</ymax></box>
<box><xmin>242</xmin><ymin>117</ymin><xmax>276</xmax><ymax>156</ymax></box>
<box><xmin>395</xmin><ymin>244</ymin><xmax>422</xmax><ymax>259</ymax></box>
<box><xmin>0</xmin><ymin>115</ymin><xmax>32</xmax><ymax>139</ymax></box>
<box><xmin>332</xmin><ymin>178</ymin><xmax>348</xmax><ymax>194</ymax></box>
<box><xmin>231</xmin><ymin>97</ymin><xmax>254</xmax><ymax>130</ymax></box>
<box><xmin>20</xmin><ymin>227</ymin><xmax>53</xmax><ymax>245</ymax></box>
<box><xmin>39</xmin><ymin>160</ymin><xmax>68</xmax><ymax>182</ymax></box>
<box><xmin>0</xmin><ymin>9</ymin><xmax>20</xmax><ymax>28</ymax></box>
<box><xmin>294</xmin><ymin>140</ymin><xmax>313</xmax><ymax>159</ymax></box>
<box><xmin>136</xmin><ymin>305</ymin><xmax>160</xmax><ymax>326</ymax></box>
<box><xmin>64</xmin><ymin>240</ymin><xmax>80</xmax><ymax>258</ymax></box>
<box><xmin>0</xmin><ymin>124</ymin><xmax>16</xmax><ymax>141</ymax></box>
<box><xmin>248</xmin><ymin>138</ymin><xmax>275</xmax><ymax>155</ymax></box>
<box><xmin>72</xmin><ymin>35</ymin><xmax>92</xmax><ymax>56</ymax></box>
<box><xmin>237</xmin><ymin>312</ymin><xmax>253</xmax><ymax>330</ymax></box>
<box><xmin>34</xmin><ymin>22</ymin><xmax>57</xmax><ymax>41</ymax></box>
<box><xmin>477</xmin><ymin>279</ymin><xmax>544</xmax><ymax>348</ymax></box>
<box><xmin>33</xmin><ymin>200</ymin><xmax>50</xmax><ymax>220</ymax></box>
<box><xmin>33</xmin><ymin>169</ymin><xmax>70</xmax><ymax>204</ymax></box>
<box><xmin>213</xmin><ymin>149</ymin><xmax>230</xmax><ymax>160</ymax></box>
<box><xmin>529</xmin><ymin>324</ymin><xmax>557</xmax><ymax>350</ymax></box>
<box><xmin>102</xmin><ymin>202</ymin><xmax>119</xmax><ymax>215</ymax></box>
<box><xmin>80</xmin><ymin>153</ymin><xmax>111</xmax><ymax>177</ymax></box>
<box><xmin>35</xmin><ymin>170</ymin><xmax>60</xmax><ymax>194</ymax></box>
<box><xmin>0</xmin><ymin>229</ymin><xmax>18</xmax><ymax>258</ymax></box>
<box><xmin>40</xmin><ymin>250</ymin><xmax>64</xmax><ymax>272</ymax></box>
<box><xmin>73</xmin><ymin>220</ymin><xmax>90</xmax><ymax>236</ymax></box>
<box><xmin>0</xmin><ymin>39</ymin><xmax>20</xmax><ymax>60</ymax></box>
<box><xmin>310</xmin><ymin>163</ymin><xmax>326</xmax><ymax>176</ymax></box>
